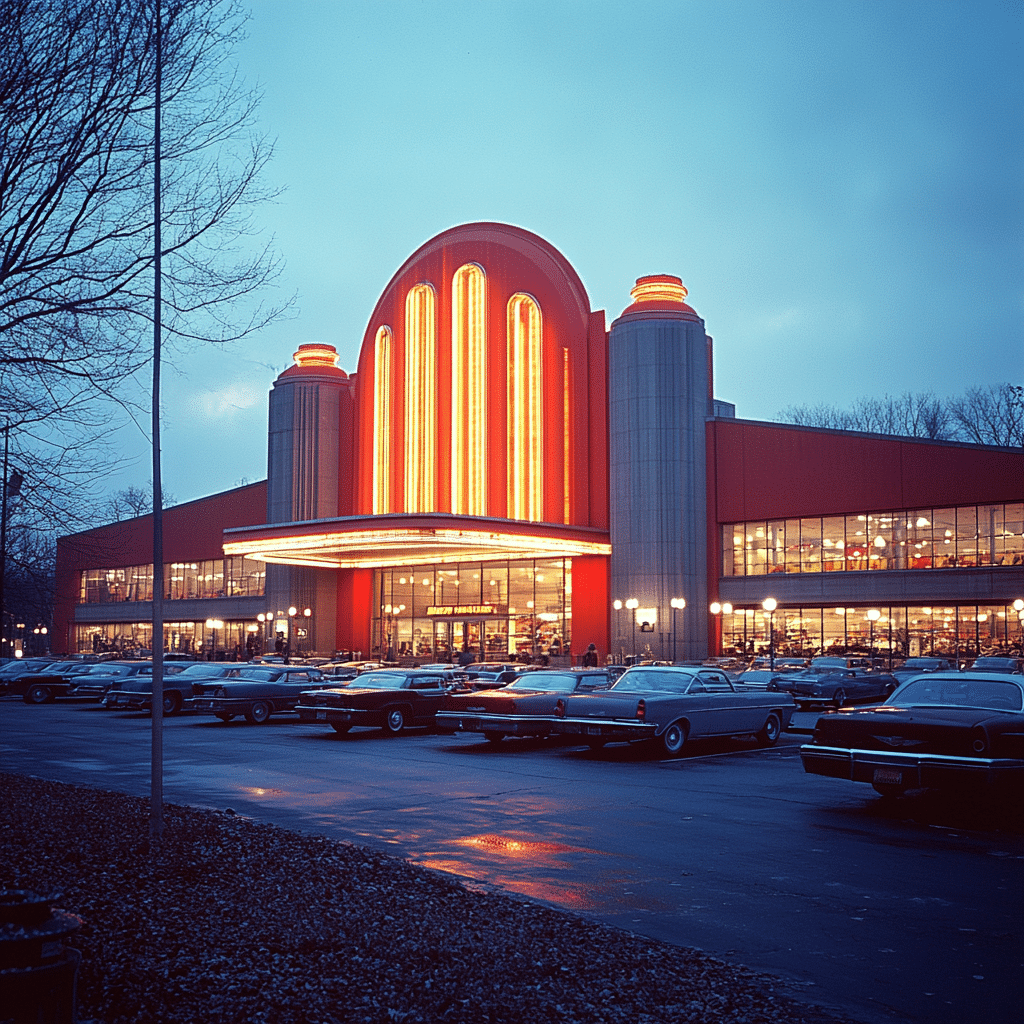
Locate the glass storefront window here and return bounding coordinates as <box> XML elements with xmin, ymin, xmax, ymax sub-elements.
<box><xmin>1004</xmin><ymin>503</ymin><xmax>1024</xmax><ymax>564</ymax></box>
<box><xmin>821</xmin><ymin>517</ymin><xmax>845</xmax><ymax>572</ymax></box>
<box><xmin>371</xmin><ymin>557</ymin><xmax>572</xmax><ymax>664</ymax></box>
<box><xmin>933</xmin><ymin>508</ymin><xmax>956</xmax><ymax>567</ymax></box>
<box><xmin>800</xmin><ymin>518</ymin><xmax>822</xmax><ymax>573</ymax></box>
<box><xmin>956</xmin><ymin>506</ymin><xmax>979</xmax><ymax>567</ymax></box>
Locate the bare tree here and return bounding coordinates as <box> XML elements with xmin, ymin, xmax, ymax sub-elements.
<box><xmin>779</xmin><ymin>385</ymin><xmax>1019</xmax><ymax>446</ymax></box>
<box><xmin>0</xmin><ymin>0</ymin><xmax>288</xmax><ymax>531</ymax></box>
<box><xmin>101</xmin><ymin>483</ymin><xmax>175</xmax><ymax>523</ymax></box>
<box><xmin>948</xmin><ymin>384</ymin><xmax>1024</xmax><ymax>448</ymax></box>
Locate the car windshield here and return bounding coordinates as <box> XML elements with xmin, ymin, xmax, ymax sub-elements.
<box><xmin>889</xmin><ymin>677</ymin><xmax>1023</xmax><ymax>712</ymax></box>
<box><xmin>178</xmin><ymin>664</ymin><xmax>233</xmax><ymax>677</ymax></box>
<box><xmin>505</xmin><ymin>672</ymin><xmax>577</xmax><ymax>692</ymax></box>
<box><xmin>350</xmin><ymin>672</ymin><xmax>408</xmax><ymax>689</ymax></box>
<box><xmin>236</xmin><ymin>669</ymin><xmax>282</xmax><ymax>682</ymax></box>
<box><xmin>969</xmin><ymin>659</ymin><xmax>1016</xmax><ymax>671</ymax></box>
<box><xmin>84</xmin><ymin>664</ymin><xmax>135</xmax><ymax>676</ymax></box>
<box><xmin>611</xmin><ymin>669</ymin><xmax>696</xmax><ymax>693</ymax></box>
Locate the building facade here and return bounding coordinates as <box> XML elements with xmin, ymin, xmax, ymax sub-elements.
<box><xmin>53</xmin><ymin>223</ymin><xmax>1024</xmax><ymax>664</ymax></box>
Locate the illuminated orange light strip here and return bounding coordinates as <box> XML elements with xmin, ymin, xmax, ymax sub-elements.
<box><xmin>404</xmin><ymin>285</ymin><xmax>436</xmax><ymax>512</ymax></box>
<box><xmin>451</xmin><ymin>265</ymin><xmax>487</xmax><ymax>516</ymax></box>
<box><xmin>373</xmin><ymin>327</ymin><xmax>393</xmax><ymax>513</ymax></box>
<box><xmin>563</xmin><ymin>347</ymin><xmax>570</xmax><ymax>525</ymax></box>
<box><xmin>507</xmin><ymin>294</ymin><xmax>543</xmax><ymax>521</ymax></box>
<box><xmin>629</xmin><ymin>278</ymin><xmax>688</xmax><ymax>304</ymax></box>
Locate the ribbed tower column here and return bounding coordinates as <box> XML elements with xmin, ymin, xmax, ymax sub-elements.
<box><xmin>265</xmin><ymin>343</ymin><xmax>351</xmax><ymax>656</ymax></box>
<box><xmin>608</xmin><ymin>276</ymin><xmax>711</xmax><ymax>662</ymax></box>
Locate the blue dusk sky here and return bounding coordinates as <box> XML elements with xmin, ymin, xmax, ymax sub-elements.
<box><xmin>124</xmin><ymin>0</ymin><xmax>1023</xmax><ymax>506</ymax></box>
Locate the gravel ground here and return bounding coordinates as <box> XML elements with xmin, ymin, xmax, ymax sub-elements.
<box><xmin>0</xmin><ymin>772</ymin><xmax>863</xmax><ymax>1024</ymax></box>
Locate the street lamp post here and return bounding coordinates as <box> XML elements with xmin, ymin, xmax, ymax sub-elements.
<box><xmin>762</xmin><ymin>597</ymin><xmax>777</xmax><ymax>670</ymax></box>
<box><xmin>670</xmin><ymin>597</ymin><xmax>685</xmax><ymax>662</ymax></box>
<box><xmin>204</xmin><ymin>618</ymin><xmax>223</xmax><ymax>661</ymax></box>
<box><xmin>612</xmin><ymin>600</ymin><xmax>623</xmax><ymax>664</ymax></box>
<box><xmin>867</xmin><ymin>609</ymin><xmax>880</xmax><ymax>662</ymax></box>
<box><xmin>625</xmin><ymin>598</ymin><xmax>639</xmax><ymax>662</ymax></box>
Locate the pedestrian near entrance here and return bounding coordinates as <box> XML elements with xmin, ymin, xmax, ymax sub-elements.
<box><xmin>581</xmin><ymin>643</ymin><xmax>598</xmax><ymax>667</ymax></box>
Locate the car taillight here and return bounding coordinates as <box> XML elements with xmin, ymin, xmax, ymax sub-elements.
<box><xmin>636</xmin><ymin>699</ymin><xmax>646</xmax><ymax>721</ymax></box>
<box><xmin>554</xmin><ymin>698</ymin><xmax>566</xmax><ymax>718</ymax></box>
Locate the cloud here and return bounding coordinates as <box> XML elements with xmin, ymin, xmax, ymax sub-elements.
<box><xmin>191</xmin><ymin>383</ymin><xmax>263</xmax><ymax>419</ymax></box>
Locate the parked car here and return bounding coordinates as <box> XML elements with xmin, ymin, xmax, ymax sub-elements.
<box><xmin>0</xmin><ymin>659</ymin><xmax>64</xmax><ymax>699</ymax></box>
<box><xmin>768</xmin><ymin>666</ymin><xmax>898</xmax><ymax>708</ymax></box>
<box><xmin>190</xmin><ymin>665</ymin><xmax>331</xmax><ymax>723</ymax></box>
<box><xmin>734</xmin><ymin>668</ymin><xmax>801</xmax><ymax>690</ymax></box>
<box><xmin>545</xmin><ymin>664</ymin><xmax>796</xmax><ymax>756</ymax></box>
<box><xmin>435</xmin><ymin>668</ymin><xmax>614</xmax><ymax>742</ymax></box>
<box><xmin>967</xmin><ymin>656</ymin><xmax>1024</xmax><ymax>675</ymax></box>
<box><xmin>463</xmin><ymin>662</ymin><xmax>526</xmax><ymax>689</ymax></box>
<box><xmin>891</xmin><ymin>657</ymin><xmax>956</xmax><ymax>684</ymax></box>
<box><xmin>76</xmin><ymin>661</ymin><xmax>177</xmax><ymax>701</ymax></box>
<box><xmin>12</xmin><ymin>661</ymin><xmax>101</xmax><ymax>703</ymax></box>
<box><xmin>800</xmin><ymin>670</ymin><xmax>1024</xmax><ymax>797</ymax></box>
<box><xmin>104</xmin><ymin>662</ymin><xmax>241</xmax><ymax>715</ymax></box>
<box><xmin>295</xmin><ymin>668</ymin><xmax>465</xmax><ymax>735</ymax></box>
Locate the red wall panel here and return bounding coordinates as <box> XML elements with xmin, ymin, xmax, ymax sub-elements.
<box><xmin>711</xmin><ymin>419</ymin><xmax>1024</xmax><ymax>522</ymax></box>
<box><xmin>571</xmin><ymin>555</ymin><xmax>609</xmax><ymax>663</ymax></box>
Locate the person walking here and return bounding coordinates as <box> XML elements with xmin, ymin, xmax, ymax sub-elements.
<box><xmin>581</xmin><ymin>642</ymin><xmax>598</xmax><ymax>667</ymax></box>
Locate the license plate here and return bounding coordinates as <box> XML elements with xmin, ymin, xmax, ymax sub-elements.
<box><xmin>873</xmin><ymin>767</ymin><xmax>902</xmax><ymax>785</ymax></box>
<box><xmin>586</xmin><ymin>725</ymin><xmax>602</xmax><ymax>736</ymax></box>
<box><xmin>316</xmin><ymin>710</ymin><xmax>326</xmax><ymax>721</ymax></box>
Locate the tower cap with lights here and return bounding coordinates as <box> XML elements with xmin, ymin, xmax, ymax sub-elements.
<box><xmin>615</xmin><ymin>273</ymin><xmax>699</xmax><ymax>323</ymax></box>
<box><xmin>276</xmin><ymin>342</ymin><xmax>349</xmax><ymax>382</ymax></box>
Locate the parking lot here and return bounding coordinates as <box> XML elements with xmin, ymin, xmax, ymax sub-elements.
<box><xmin>2</xmin><ymin>697</ymin><xmax>1022</xmax><ymax>1024</ymax></box>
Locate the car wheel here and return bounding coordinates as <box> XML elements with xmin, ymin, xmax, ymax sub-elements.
<box><xmin>162</xmin><ymin>691</ymin><xmax>182</xmax><ymax>715</ymax></box>
<box><xmin>383</xmin><ymin>707</ymin><xmax>406</xmax><ymax>734</ymax></box>
<box><xmin>330</xmin><ymin>722</ymin><xmax>351</xmax><ymax>735</ymax></box>
<box><xmin>832</xmin><ymin>688</ymin><xmax>848</xmax><ymax>708</ymax></box>
<box><xmin>483</xmin><ymin>731</ymin><xmax>504</xmax><ymax>744</ymax></box>
<box><xmin>215</xmin><ymin>713</ymin><xmax>234</xmax><ymax>723</ymax></box>
<box><xmin>245</xmin><ymin>701</ymin><xmax>272</xmax><ymax>725</ymax></box>
<box><xmin>756</xmin><ymin>712</ymin><xmax>782</xmax><ymax>747</ymax></box>
<box><xmin>659</xmin><ymin>721</ymin><xmax>687</xmax><ymax>757</ymax></box>
<box><xmin>24</xmin><ymin>684</ymin><xmax>51</xmax><ymax>705</ymax></box>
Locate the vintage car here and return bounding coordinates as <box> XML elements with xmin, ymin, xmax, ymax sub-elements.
<box><xmin>189</xmin><ymin>664</ymin><xmax>331</xmax><ymax>723</ymax></box>
<box><xmin>967</xmin><ymin>656</ymin><xmax>1024</xmax><ymax>675</ymax></box>
<box><xmin>295</xmin><ymin>668</ymin><xmax>464</xmax><ymax>734</ymax></box>
<box><xmin>104</xmin><ymin>662</ymin><xmax>243</xmax><ymax>715</ymax></box>
<box><xmin>545</xmin><ymin>664</ymin><xmax>796</xmax><ymax>755</ymax></box>
<box><xmin>800</xmin><ymin>671</ymin><xmax>1024</xmax><ymax>797</ymax></box>
<box><xmin>891</xmin><ymin>657</ymin><xmax>956</xmax><ymax>684</ymax></box>
<box><xmin>70</xmin><ymin>661</ymin><xmax>188</xmax><ymax>701</ymax></box>
<box><xmin>435</xmin><ymin>668</ymin><xmax>614</xmax><ymax>742</ymax></box>
<box><xmin>6</xmin><ymin>660</ymin><xmax>96</xmax><ymax>703</ymax></box>
<box><xmin>767</xmin><ymin>665</ymin><xmax>898</xmax><ymax>708</ymax></box>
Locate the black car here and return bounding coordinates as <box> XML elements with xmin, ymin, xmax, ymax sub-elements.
<box><xmin>800</xmin><ymin>670</ymin><xmax>1024</xmax><ymax>797</ymax></box>
<box><xmin>189</xmin><ymin>665</ymin><xmax>331</xmax><ymax>723</ymax></box>
<box><xmin>891</xmin><ymin>657</ymin><xmax>956</xmax><ymax>684</ymax></box>
<box><xmin>12</xmin><ymin>660</ymin><xmax>104</xmax><ymax>703</ymax></box>
<box><xmin>296</xmin><ymin>668</ymin><xmax>465</xmax><ymax>735</ymax></box>
<box><xmin>967</xmin><ymin>656</ymin><xmax>1024</xmax><ymax>675</ymax></box>
<box><xmin>77</xmin><ymin>661</ymin><xmax>190</xmax><ymax>701</ymax></box>
<box><xmin>104</xmin><ymin>662</ymin><xmax>237</xmax><ymax>715</ymax></box>
<box><xmin>769</xmin><ymin>666</ymin><xmax>898</xmax><ymax>708</ymax></box>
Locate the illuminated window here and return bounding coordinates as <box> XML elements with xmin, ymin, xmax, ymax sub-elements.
<box><xmin>451</xmin><ymin>264</ymin><xmax>487</xmax><ymax>515</ymax></box>
<box><xmin>404</xmin><ymin>284</ymin><xmax>437</xmax><ymax>512</ymax></box>
<box><xmin>507</xmin><ymin>293</ymin><xmax>543</xmax><ymax>520</ymax></box>
<box><xmin>373</xmin><ymin>326</ymin><xmax>393</xmax><ymax>513</ymax></box>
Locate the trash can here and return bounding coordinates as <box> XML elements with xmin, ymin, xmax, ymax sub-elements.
<box><xmin>0</xmin><ymin>889</ymin><xmax>82</xmax><ymax>1024</ymax></box>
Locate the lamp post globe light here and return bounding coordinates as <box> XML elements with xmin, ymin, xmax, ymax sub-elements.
<box><xmin>761</xmin><ymin>597</ymin><xmax>777</xmax><ymax>670</ymax></box>
<box><xmin>625</xmin><ymin>598</ymin><xmax>639</xmax><ymax>661</ymax></box>
<box><xmin>670</xmin><ymin>597</ymin><xmax>685</xmax><ymax>663</ymax></box>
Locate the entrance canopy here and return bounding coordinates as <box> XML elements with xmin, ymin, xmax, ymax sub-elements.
<box><xmin>223</xmin><ymin>513</ymin><xmax>611</xmax><ymax>569</ymax></box>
